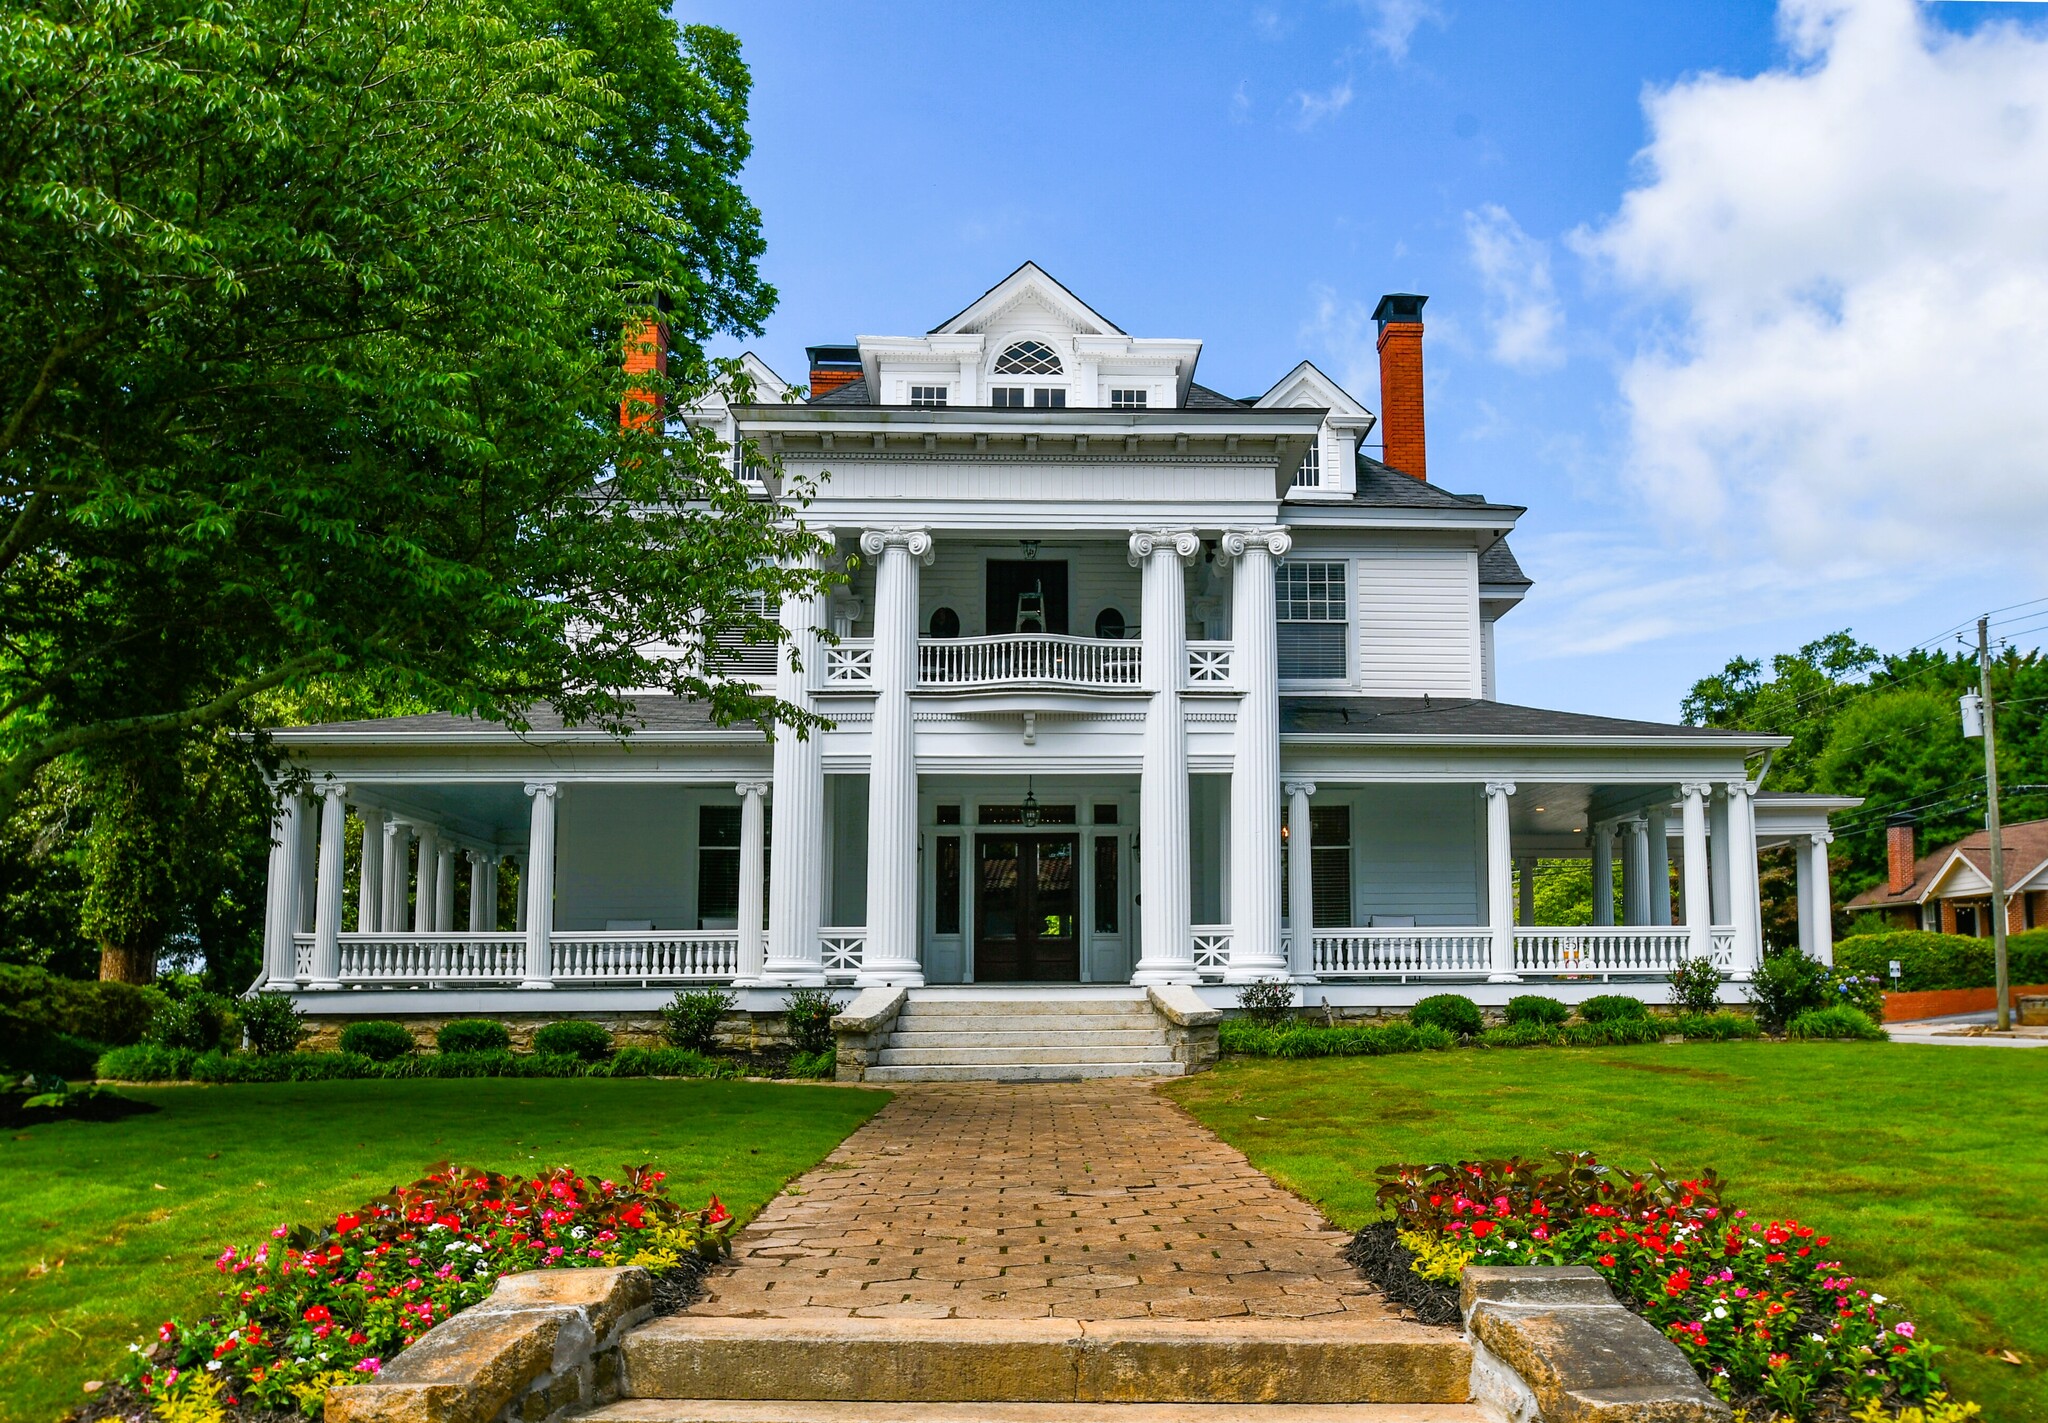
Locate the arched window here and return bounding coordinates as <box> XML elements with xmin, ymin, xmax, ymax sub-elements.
<box><xmin>929</xmin><ymin>607</ymin><xmax>961</xmax><ymax>639</ymax></box>
<box><xmin>993</xmin><ymin>339</ymin><xmax>1063</xmax><ymax>376</ymax></box>
<box><xmin>1094</xmin><ymin>607</ymin><xmax>1127</xmax><ymax>640</ymax></box>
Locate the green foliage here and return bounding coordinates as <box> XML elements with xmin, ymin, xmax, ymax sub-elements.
<box><xmin>96</xmin><ymin>1042</ymin><xmax>198</xmax><ymax>1080</ymax></box>
<box><xmin>436</xmin><ymin>1019</ymin><xmax>511</xmax><ymax>1054</ymax></box>
<box><xmin>1668</xmin><ymin>956</ymin><xmax>1726</xmax><ymax>1014</ymax></box>
<box><xmin>1478</xmin><ymin>1018</ymin><xmax>1665</xmax><ymax>1049</ymax></box>
<box><xmin>1234</xmin><ymin>978</ymin><xmax>1297</xmax><ymax>1027</ymax></box>
<box><xmin>1747</xmin><ymin>949</ymin><xmax>1834</xmax><ymax>1032</ymax></box>
<box><xmin>1408</xmin><ymin>993</ymin><xmax>1483</xmax><ymax>1036</ymax></box>
<box><xmin>337</xmin><ymin>1020</ymin><xmax>416</xmax><ymax>1062</ymax></box>
<box><xmin>1503</xmin><ymin>995</ymin><xmax>1569</xmax><ymax>1026</ymax></box>
<box><xmin>237</xmin><ymin>992</ymin><xmax>303</xmax><ymax>1056</ymax></box>
<box><xmin>660</xmin><ymin>988</ymin><xmax>737</xmax><ymax>1051</ymax></box>
<box><xmin>785</xmin><ymin>1048</ymin><xmax>837</xmax><ymax>1080</ymax></box>
<box><xmin>1787</xmin><ymin>1005</ymin><xmax>1888</xmax><ymax>1041</ymax></box>
<box><xmin>1531</xmin><ymin>857</ymin><xmax>1620</xmax><ymax>927</ymax></box>
<box><xmin>783</xmin><ymin>987</ymin><xmax>842</xmax><ymax>1056</ymax></box>
<box><xmin>99</xmin><ymin>1043</ymin><xmax>752</xmax><ymax>1082</ymax></box>
<box><xmin>0</xmin><ymin>963</ymin><xmax>164</xmax><ymax>1060</ymax></box>
<box><xmin>1836</xmin><ymin>930</ymin><xmax>2048</xmax><ymax>992</ymax></box>
<box><xmin>594</xmin><ymin>1046</ymin><xmax>739</xmax><ymax>1079</ymax></box>
<box><xmin>531</xmin><ymin>1020</ymin><xmax>614</xmax><ymax>1061</ymax></box>
<box><xmin>1671</xmin><ymin>1011</ymin><xmax>1762</xmax><ymax>1040</ymax></box>
<box><xmin>1577</xmin><ymin>994</ymin><xmax>1649</xmax><ymax>1023</ymax></box>
<box><xmin>146</xmin><ymin>985</ymin><xmax>231</xmax><ymax>1051</ymax></box>
<box><xmin>1218</xmin><ymin>1019</ymin><xmax>1457</xmax><ymax>1058</ymax></box>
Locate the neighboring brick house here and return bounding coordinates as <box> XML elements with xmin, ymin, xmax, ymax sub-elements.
<box><xmin>1847</xmin><ymin>816</ymin><xmax>2048</xmax><ymax>936</ymax></box>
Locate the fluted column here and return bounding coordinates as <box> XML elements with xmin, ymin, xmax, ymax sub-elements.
<box><xmin>1727</xmin><ymin>783</ymin><xmax>1762</xmax><ymax>976</ymax></box>
<box><xmin>262</xmin><ymin>791</ymin><xmax>308</xmax><ymax>985</ymax></box>
<box><xmin>857</xmin><ymin>528</ymin><xmax>932</xmax><ymax>985</ymax></box>
<box><xmin>521</xmin><ymin>783</ymin><xmax>558</xmax><ymax>989</ymax></box>
<box><xmin>308</xmin><ymin>783</ymin><xmax>348</xmax><ymax>989</ymax></box>
<box><xmin>1222</xmin><ymin>527</ymin><xmax>1290</xmax><ymax>981</ymax></box>
<box><xmin>1285</xmin><ymin>781</ymin><xmax>1317</xmax><ymax>979</ymax></box>
<box><xmin>1485</xmin><ymin>780</ymin><xmax>1520</xmax><ymax>981</ymax></box>
<box><xmin>1802</xmin><ymin>832</ymin><xmax>1835</xmax><ymax>965</ymax></box>
<box><xmin>1591</xmin><ymin>822</ymin><xmax>1615</xmax><ymax>926</ymax></box>
<box><xmin>1680</xmin><ymin>782</ymin><xmax>1713</xmax><ymax>963</ymax></box>
<box><xmin>466</xmin><ymin>852</ymin><xmax>487</xmax><ymax>931</ymax></box>
<box><xmin>412</xmin><ymin>825</ymin><xmax>439</xmax><ymax>933</ymax></box>
<box><xmin>766</xmin><ymin>528</ymin><xmax>832</xmax><ymax>984</ymax></box>
<box><xmin>478</xmin><ymin>855</ymin><xmax>499</xmax><ymax>932</ymax></box>
<box><xmin>1646</xmin><ymin>805</ymin><xmax>1672</xmax><ymax>926</ymax></box>
<box><xmin>382</xmin><ymin>819</ymin><xmax>410</xmax><ymax>933</ymax></box>
<box><xmin>1624</xmin><ymin>817</ymin><xmax>1652</xmax><ymax>925</ymax></box>
<box><xmin>1129</xmin><ymin>529</ymin><xmax>1200</xmax><ymax>983</ymax></box>
<box><xmin>434</xmin><ymin>844</ymin><xmax>456</xmax><ymax>932</ymax></box>
<box><xmin>355</xmin><ymin>807</ymin><xmax>385</xmax><ymax>934</ymax></box>
<box><xmin>736</xmin><ymin>781</ymin><xmax>770</xmax><ymax>982</ymax></box>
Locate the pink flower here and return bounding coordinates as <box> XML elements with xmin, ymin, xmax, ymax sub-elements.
<box><xmin>356</xmin><ymin>1358</ymin><xmax>382</xmax><ymax>1375</ymax></box>
<box><xmin>1895</xmin><ymin>1322</ymin><xmax>1916</xmax><ymax>1338</ymax></box>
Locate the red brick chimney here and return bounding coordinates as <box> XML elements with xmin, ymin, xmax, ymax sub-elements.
<box><xmin>1374</xmin><ymin>293</ymin><xmax>1428</xmax><ymax>481</ymax></box>
<box><xmin>807</xmin><ymin>344</ymin><xmax>862</xmax><ymax>400</ymax></box>
<box><xmin>620</xmin><ymin>317</ymin><xmax>667</xmax><ymax>431</ymax></box>
<box><xmin>1886</xmin><ymin>815</ymin><xmax>1917</xmax><ymax>896</ymax></box>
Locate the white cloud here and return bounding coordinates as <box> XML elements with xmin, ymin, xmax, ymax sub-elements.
<box><xmin>1299</xmin><ymin>287</ymin><xmax>1381</xmax><ymax>399</ymax></box>
<box><xmin>1464</xmin><ymin>204</ymin><xmax>1565</xmax><ymax>370</ymax></box>
<box><xmin>1578</xmin><ymin>0</ymin><xmax>2048</xmax><ymax>578</ymax></box>
<box><xmin>1360</xmin><ymin>0</ymin><xmax>1442</xmax><ymax>60</ymax></box>
<box><xmin>1291</xmin><ymin>81</ymin><xmax>1355</xmax><ymax>130</ymax></box>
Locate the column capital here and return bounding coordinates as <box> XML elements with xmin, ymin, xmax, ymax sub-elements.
<box><xmin>1810</xmin><ymin>830</ymin><xmax>1835</xmax><ymax>847</ymax></box>
<box><xmin>318</xmin><ymin>779</ymin><xmax>349</xmax><ymax>802</ymax></box>
<box><xmin>1218</xmin><ymin>527</ymin><xmax>1293</xmax><ymax>563</ymax></box>
<box><xmin>1679</xmin><ymin>780</ymin><xmax>1713</xmax><ymax>799</ymax></box>
<box><xmin>1623</xmin><ymin>813</ymin><xmax>1648</xmax><ymax>831</ymax></box>
<box><xmin>1727</xmin><ymin>781</ymin><xmax>1754</xmax><ymax>802</ymax></box>
<box><xmin>859</xmin><ymin>527</ymin><xmax>934</xmax><ymax>564</ymax></box>
<box><xmin>1283</xmin><ymin>779</ymin><xmax>1318</xmax><ymax>797</ymax></box>
<box><xmin>734</xmin><ymin>780</ymin><xmax>771</xmax><ymax>798</ymax></box>
<box><xmin>1485</xmin><ymin>779</ymin><xmax>1517</xmax><ymax>798</ymax></box>
<box><xmin>1127</xmin><ymin>528</ymin><xmax>1201</xmax><ymax>567</ymax></box>
<box><xmin>524</xmin><ymin>781</ymin><xmax>559</xmax><ymax>799</ymax></box>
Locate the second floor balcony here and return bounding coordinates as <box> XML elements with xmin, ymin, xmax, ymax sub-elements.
<box><xmin>822</xmin><ymin>633</ymin><xmax>1233</xmax><ymax>692</ymax></box>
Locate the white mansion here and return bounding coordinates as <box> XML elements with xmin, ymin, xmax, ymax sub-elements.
<box><xmin>258</xmin><ymin>265</ymin><xmax>1854</xmax><ymax>1068</ymax></box>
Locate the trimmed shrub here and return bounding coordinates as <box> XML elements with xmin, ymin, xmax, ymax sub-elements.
<box><xmin>1786</xmin><ymin>1005</ymin><xmax>1887</xmax><ymax>1041</ymax></box>
<box><xmin>786</xmin><ymin>1048</ymin><xmax>837</xmax><ymax>1080</ymax></box>
<box><xmin>393</xmin><ymin>1050</ymin><xmax>585</xmax><ymax>1079</ymax></box>
<box><xmin>97</xmin><ymin>1043</ymin><xmax>198</xmax><ymax>1081</ymax></box>
<box><xmin>661</xmin><ymin>988</ymin><xmax>737</xmax><ymax>1051</ymax></box>
<box><xmin>436</xmin><ymin>1018</ymin><xmax>511</xmax><ymax>1054</ymax></box>
<box><xmin>784</xmin><ymin>986</ymin><xmax>843</xmax><ymax>1056</ymax></box>
<box><xmin>1234</xmin><ymin>978</ymin><xmax>1296</xmax><ymax>1028</ymax></box>
<box><xmin>1220</xmin><ymin>1019</ymin><xmax>1457</xmax><ymax>1058</ymax></box>
<box><xmin>1835</xmin><ymin>929</ymin><xmax>2048</xmax><ymax>993</ymax></box>
<box><xmin>1409</xmin><ymin>993</ymin><xmax>1483</xmax><ymax>1037</ymax></box>
<box><xmin>147</xmin><ymin>991</ymin><xmax>232</xmax><ymax>1051</ymax></box>
<box><xmin>1747</xmin><ymin>949</ymin><xmax>1831</xmax><ymax>1033</ymax></box>
<box><xmin>595</xmin><ymin>1046</ymin><xmax>739</xmax><ymax>1079</ymax></box>
<box><xmin>1668</xmin><ymin>956</ymin><xmax>1725</xmax><ymax>1015</ymax></box>
<box><xmin>1503</xmin><ymin>995</ymin><xmax>1569</xmax><ymax>1027</ymax></box>
<box><xmin>191</xmin><ymin>1050</ymin><xmax>377</xmax><ymax>1083</ymax></box>
<box><xmin>1480</xmin><ymin>1018</ymin><xmax>1664</xmax><ymax>1049</ymax></box>
<box><xmin>1672</xmin><ymin>1011</ymin><xmax>1761</xmax><ymax>1041</ymax></box>
<box><xmin>1577</xmin><ymin>994</ymin><xmax>1648</xmax><ymax>1024</ymax></box>
<box><xmin>339</xmin><ymin>1020</ymin><xmax>417</xmax><ymax>1062</ymax></box>
<box><xmin>531</xmin><ymin>1020</ymin><xmax>613</xmax><ymax>1061</ymax></box>
<box><xmin>0</xmin><ymin>965</ymin><xmax>167</xmax><ymax>1058</ymax></box>
<box><xmin>15</xmin><ymin>1032</ymin><xmax>107</xmax><ymax>1079</ymax></box>
<box><xmin>239</xmin><ymin>992</ymin><xmax>305</xmax><ymax>1056</ymax></box>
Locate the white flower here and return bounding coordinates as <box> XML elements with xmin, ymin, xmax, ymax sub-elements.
<box><xmin>1872</xmin><ymin>1294</ymin><xmax>1886</xmax><ymax>1305</ymax></box>
<box><xmin>205</xmin><ymin>1362</ymin><xmax>221</xmax><ymax>1373</ymax></box>
<box><xmin>1712</xmin><ymin>1306</ymin><xmax>1728</xmax><ymax>1320</ymax></box>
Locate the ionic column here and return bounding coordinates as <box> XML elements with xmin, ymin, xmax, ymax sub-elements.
<box><xmin>766</xmin><ymin>527</ymin><xmax>832</xmax><ymax>984</ymax></box>
<box><xmin>1800</xmin><ymin>831</ymin><xmax>1836</xmax><ymax>965</ymax></box>
<box><xmin>412</xmin><ymin>825</ymin><xmax>439</xmax><ymax>933</ymax></box>
<box><xmin>1646</xmin><ymin>805</ymin><xmax>1672</xmax><ymax>926</ymax></box>
<box><xmin>307</xmin><ymin>783</ymin><xmax>348</xmax><ymax>989</ymax></box>
<box><xmin>467</xmin><ymin>851</ymin><xmax>488</xmax><ymax>932</ymax></box>
<box><xmin>521</xmin><ymin>783</ymin><xmax>558</xmax><ymax>989</ymax></box>
<box><xmin>262</xmin><ymin>791</ymin><xmax>308</xmax><ymax>985</ymax></box>
<box><xmin>1726</xmin><ymin>783</ymin><xmax>1762</xmax><ymax>976</ymax></box>
<box><xmin>1624</xmin><ymin>817</ymin><xmax>1652</xmax><ymax>925</ymax></box>
<box><xmin>1591</xmin><ymin>822</ymin><xmax>1615</xmax><ymax>926</ymax></box>
<box><xmin>1285</xmin><ymin>781</ymin><xmax>1317</xmax><ymax>978</ymax></box>
<box><xmin>857</xmin><ymin>527</ymin><xmax>932</xmax><ymax>986</ymax></box>
<box><xmin>382</xmin><ymin>819</ymin><xmax>410</xmax><ymax>932</ymax></box>
<box><xmin>355</xmin><ymin>806</ymin><xmax>385</xmax><ymax>934</ymax></box>
<box><xmin>434</xmin><ymin>844</ymin><xmax>456</xmax><ymax>932</ymax></box>
<box><xmin>1679</xmin><ymin>782</ymin><xmax>1713</xmax><ymax>963</ymax></box>
<box><xmin>1485</xmin><ymin>780</ymin><xmax>1520</xmax><ymax>981</ymax></box>
<box><xmin>736</xmin><ymin>781</ymin><xmax>770</xmax><ymax>982</ymax></box>
<box><xmin>1708</xmin><ymin>787</ymin><xmax>1733</xmax><ymax>925</ymax></box>
<box><xmin>1222</xmin><ymin>528</ymin><xmax>1290</xmax><ymax>981</ymax></box>
<box><xmin>1129</xmin><ymin>528</ymin><xmax>1200</xmax><ymax>984</ymax></box>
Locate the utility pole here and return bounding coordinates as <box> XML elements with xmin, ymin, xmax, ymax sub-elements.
<box><xmin>1975</xmin><ymin>617</ymin><xmax>2012</xmax><ymax>1031</ymax></box>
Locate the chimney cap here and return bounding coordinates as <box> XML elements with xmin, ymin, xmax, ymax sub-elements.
<box><xmin>806</xmin><ymin>344</ymin><xmax>861</xmax><ymax>369</ymax></box>
<box><xmin>1372</xmin><ymin>293</ymin><xmax>1428</xmax><ymax>332</ymax></box>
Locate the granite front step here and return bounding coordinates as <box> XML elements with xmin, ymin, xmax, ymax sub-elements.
<box><xmin>890</xmin><ymin>1029</ymin><xmax>1165</xmax><ymax>1048</ymax></box>
<box><xmin>591</xmin><ymin>1402</ymin><xmax>1489</xmax><ymax>1423</ymax></box>
<box><xmin>894</xmin><ymin>997</ymin><xmax>1151</xmax><ymax>1017</ymax></box>
<box><xmin>620</xmin><ymin>1317</ymin><xmax>1473</xmax><ymax>1406</ymax></box>
<box><xmin>878</xmin><ymin>1045</ymin><xmax>1177</xmax><ymax>1067</ymax></box>
<box><xmin>861</xmin><ymin>1061</ymin><xmax>1186</xmax><ymax>1082</ymax></box>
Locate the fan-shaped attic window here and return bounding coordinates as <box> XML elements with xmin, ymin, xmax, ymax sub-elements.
<box><xmin>993</xmin><ymin>340</ymin><xmax>1063</xmax><ymax>375</ymax></box>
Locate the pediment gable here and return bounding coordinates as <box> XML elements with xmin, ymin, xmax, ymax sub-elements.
<box><xmin>1255</xmin><ymin>360</ymin><xmax>1373</xmax><ymax>420</ymax></box>
<box><xmin>929</xmin><ymin>262</ymin><xmax>1124</xmax><ymax>338</ymax></box>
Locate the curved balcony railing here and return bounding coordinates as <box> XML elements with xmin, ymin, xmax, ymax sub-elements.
<box><xmin>919</xmin><ymin>634</ymin><xmax>1143</xmax><ymax>689</ymax></box>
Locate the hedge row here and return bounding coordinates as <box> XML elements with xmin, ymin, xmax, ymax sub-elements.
<box><xmin>1221</xmin><ymin>1009</ymin><xmax>1776</xmax><ymax>1059</ymax></box>
<box><xmin>1217</xmin><ymin>1020</ymin><xmax>1457</xmax><ymax>1058</ymax></box>
<box><xmin>1835</xmin><ymin>929</ymin><xmax>2048</xmax><ymax>992</ymax></box>
<box><xmin>1</xmin><ymin>965</ymin><xmax>168</xmax><ymax>1075</ymax></box>
<box><xmin>98</xmin><ymin>1044</ymin><xmax>748</xmax><ymax>1083</ymax></box>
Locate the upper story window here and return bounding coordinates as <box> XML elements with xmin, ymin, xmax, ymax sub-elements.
<box><xmin>1110</xmin><ymin>389</ymin><xmax>1147</xmax><ymax>409</ymax></box>
<box><xmin>991</xmin><ymin>387</ymin><xmax>1024</xmax><ymax>408</ymax></box>
<box><xmin>909</xmin><ymin>385</ymin><xmax>948</xmax><ymax>407</ymax></box>
<box><xmin>1292</xmin><ymin>438</ymin><xmax>1322</xmax><ymax>488</ymax></box>
<box><xmin>993</xmin><ymin>340</ymin><xmax>1063</xmax><ymax>375</ymax></box>
<box><xmin>1276</xmin><ymin>560</ymin><xmax>1348</xmax><ymax>680</ymax></box>
<box><xmin>990</xmin><ymin>387</ymin><xmax>1063</xmax><ymax>408</ymax></box>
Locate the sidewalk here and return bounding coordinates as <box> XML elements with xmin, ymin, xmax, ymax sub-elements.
<box><xmin>1886</xmin><ymin>1009</ymin><xmax>2048</xmax><ymax>1048</ymax></box>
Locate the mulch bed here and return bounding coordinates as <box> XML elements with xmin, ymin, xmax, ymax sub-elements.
<box><xmin>1343</xmin><ymin>1221</ymin><xmax>1461</xmax><ymax>1326</ymax></box>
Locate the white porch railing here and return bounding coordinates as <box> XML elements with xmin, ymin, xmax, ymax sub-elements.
<box><xmin>820</xmin><ymin>927</ymin><xmax>865</xmax><ymax>981</ymax></box>
<box><xmin>343</xmin><ymin>932</ymin><xmax>528</xmax><ymax>982</ymax></box>
<box><xmin>1310</xmin><ymin>929</ymin><xmax>1493</xmax><ymax>977</ymax></box>
<box><xmin>919</xmin><ymin>634</ymin><xmax>1143</xmax><ymax>689</ymax></box>
<box><xmin>1186</xmin><ymin>642</ymin><xmax>1233</xmax><ymax>687</ymax></box>
<box><xmin>551</xmin><ymin>930</ymin><xmax>738</xmax><ymax>982</ymax></box>
<box><xmin>1192</xmin><ymin>924</ymin><xmax>1232</xmax><ymax>978</ymax></box>
<box><xmin>1514</xmin><ymin>927</ymin><xmax>1701</xmax><ymax>976</ymax></box>
<box><xmin>823</xmin><ymin>639</ymin><xmax>874</xmax><ymax>687</ymax></box>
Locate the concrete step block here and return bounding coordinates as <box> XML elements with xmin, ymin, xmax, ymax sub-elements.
<box><xmin>861</xmin><ymin>1062</ymin><xmax>1187</xmax><ymax>1083</ymax></box>
<box><xmin>890</xmin><ymin>1018</ymin><xmax>1159</xmax><ymax>1038</ymax></box>
<box><xmin>889</xmin><ymin>1029</ymin><xmax>1165</xmax><ymax>1048</ymax></box>
<box><xmin>896</xmin><ymin>998</ymin><xmax>1151</xmax><ymax>1018</ymax></box>
<box><xmin>877</xmin><ymin>1045</ymin><xmax>1175</xmax><ymax>1067</ymax></box>
<box><xmin>591</xmin><ymin>1400</ymin><xmax>1492</xmax><ymax>1423</ymax></box>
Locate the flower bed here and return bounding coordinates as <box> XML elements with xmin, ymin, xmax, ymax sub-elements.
<box><xmin>1369</xmin><ymin>1151</ymin><xmax>1957</xmax><ymax>1421</ymax></box>
<box><xmin>109</xmin><ymin>1163</ymin><xmax>733</xmax><ymax>1420</ymax></box>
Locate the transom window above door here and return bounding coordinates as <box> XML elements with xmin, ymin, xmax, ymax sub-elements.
<box><xmin>993</xmin><ymin>339</ymin><xmax>1063</xmax><ymax>375</ymax></box>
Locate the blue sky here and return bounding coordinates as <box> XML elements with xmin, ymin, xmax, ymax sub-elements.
<box><xmin>677</xmin><ymin>0</ymin><xmax>2048</xmax><ymax>720</ymax></box>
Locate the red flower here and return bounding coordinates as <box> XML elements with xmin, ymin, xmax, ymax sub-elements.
<box><xmin>1470</xmin><ymin>1220</ymin><xmax>1497</xmax><ymax>1239</ymax></box>
<box><xmin>706</xmin><ymin>1195</ymin><xmax>730</xmax><ymax>1225</ymax></box>
<box><xmin>1664</xmin><ymin>1269</ymin><xmax>1693</xmax><ymax>1297</ymax></box>
<box><xmin>304</xmin><ymin>1305</ymin><xmax>333</xmax><ymax>1324</ymax></box>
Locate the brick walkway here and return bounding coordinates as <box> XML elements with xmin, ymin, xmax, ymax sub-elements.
<box><xmin>691</xmin><ymin>1080</ymin><xmax>1397</xmax><ymax>1322</ymax></box>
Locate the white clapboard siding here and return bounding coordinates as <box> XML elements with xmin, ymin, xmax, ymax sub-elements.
<box><xmin>1353</xmin><ymin>547</ymin><xmax>1481</xmax><ymax>697</ymax></box>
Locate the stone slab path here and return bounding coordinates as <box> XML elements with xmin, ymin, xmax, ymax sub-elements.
<box><xmin>691</xmin><ymin>1080</ymin><xmax>1398</xmax><ymax>1323</ymax></box>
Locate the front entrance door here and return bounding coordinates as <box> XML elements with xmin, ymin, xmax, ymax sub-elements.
<box><xmin>974</xmin><ymin>834</ymin><xmax>1080</xmax><ymax>981</ymax></box>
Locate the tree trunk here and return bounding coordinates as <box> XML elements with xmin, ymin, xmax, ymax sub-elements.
<box><xmin>99</xmin><ymin>940</ymin><xmax>155</xmax><ymax>984</ymax></box>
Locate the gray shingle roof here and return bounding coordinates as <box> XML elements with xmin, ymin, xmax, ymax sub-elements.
<box><xmin>1351</xmin><ymin>455</ymin><xmax>1520</xmax><ymax>514</ymax></box>
<box><xmin>1479</xmin><ymin>541</ymin><xmax>1530</xmax><ymax>586</ymax></box>
<box><xmin>1280</xmin><ymin>695</ymin><xmax>1754</xmax><ymax>740</ymax></box>
<box><xmin>807</xmin><ymin>376</ymin><xmax>871</xmax><ymax>405</ymax></box>
<box><xmin>1184</xmin><ymin>383</ymin><xmax>1249</xmax><ymax>409</ymax></box>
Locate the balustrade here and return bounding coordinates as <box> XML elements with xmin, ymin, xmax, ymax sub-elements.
<box><xmin>1186</xmin><ymin>642</ymin><xmax>1234</xmax><ymax>687</ymax></box>
<box><xmin>1514</xmin><ymin>927</ymin><xmax>1698</xmax><ymax>976</ymax></box>
<box><xmin>1310</xmin><ymin>929</ymin><xmax>1493</xmax><ymax>977</ymax></box>
<box><xmin>550</xmin><ymin>930</ymin><xmax>738</xmax><ymax>982</ymax></box>
<box><xmin>820</xmin><ymin>928</ymin><xmax>866</xmax><ymax>980</ymax></box>
<box><xmin>1191</xmin><ymin>925</ymin><xmax>1232</xmax><ymax>978</ymax></box>
<box><xmin>335</xmin><ymin>932</ymin><xmax>527</xmax><ymax>982</ymax></box>
<box><xmin>918</xmin><ymin>634</ymin><xmax>1142</xmax><ymax>689</ymax></box>
<box><xmin>823</xmin><ymin>640</ymin><xmax>874</xmax><ymax>687</ymax></box>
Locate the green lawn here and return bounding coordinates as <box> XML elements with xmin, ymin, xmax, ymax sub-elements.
<box><xmin>1167</xmin><ymin>1042</ymin><xmax>2046</xmax><ymax>1423</ymax></box>
<box><xmin>0</xmin><ymin>1077</ymin><xmax>887</xmax><ymax>1423</ymax></box>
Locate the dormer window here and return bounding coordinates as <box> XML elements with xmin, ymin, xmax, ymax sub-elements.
<box><xmin>1110</xmin><ymin>389</ymin><xmax>1147</xmax><ymax>409</ymax></box>
<box><xmin>994</xmin><ymin>340</ymin><xmax>1063</xmax><ymax>375</ymax></box>
<box><xmin>909</xmin><ymin>385</ymin><xmax>948</xmax><ymax>407</ymax></box>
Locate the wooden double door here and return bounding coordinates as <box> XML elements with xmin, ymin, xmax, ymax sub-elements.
<box><xmin>973</xmin><ymin>833</ymin><xmax>1079</xmax><ymax>981</ymax></box>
